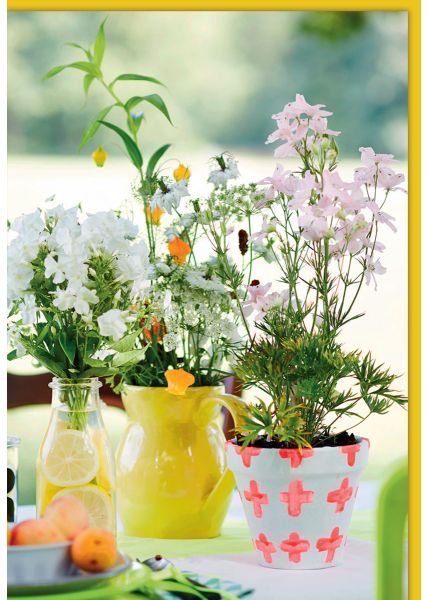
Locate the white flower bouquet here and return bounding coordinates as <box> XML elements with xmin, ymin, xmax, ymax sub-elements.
<box><xmin>7</xmin><ymin>203</ymin><xmax>150</xmax><ymax>387</ymax></box>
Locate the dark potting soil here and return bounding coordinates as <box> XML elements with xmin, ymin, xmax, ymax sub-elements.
<box><xmin>234</xmin><ymin>430</ymin><xmax>358</xmax><ymax>449</ymax></box>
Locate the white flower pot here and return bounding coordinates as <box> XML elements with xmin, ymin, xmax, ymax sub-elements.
<box><xmin>226</xmin><ymin>437</ymin><xmax>369</xmax><ymax>570</ymax></box>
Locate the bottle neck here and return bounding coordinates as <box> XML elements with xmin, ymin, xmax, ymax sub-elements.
<box><xmin>49</xmin><ymin>378</ymin><xmax>101</xmax><ymax>412</ymax></box>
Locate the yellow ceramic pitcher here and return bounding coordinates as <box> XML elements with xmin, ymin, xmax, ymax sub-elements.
<box><xmin>116</xmin><ymin>385</ymin><xmax>246</xmax><ymax>538</ymax></box>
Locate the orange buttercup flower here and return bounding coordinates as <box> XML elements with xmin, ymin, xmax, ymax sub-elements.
<box><xmin>165</xmin><ymin>368</ymin><xmax>195</xmax><ymax>395</ymax></box>
<box><xmin>168</xmin><ymin>237</ymin><xmax>191</xmax><ymax>266</ymax></box>
<box><xmin>143</xmin><ymin>316</ymin><xmax>165</xmax><ymax>342</ymax></box>
<box><xmin>146</xmin><ymin>206</ymin><xmax>164</xmax><ymax>225</ymax></box>
<box><xmin>173</xmin><ymin>164</ymin><xmax>191</xmax><ymax>182</ymax></box>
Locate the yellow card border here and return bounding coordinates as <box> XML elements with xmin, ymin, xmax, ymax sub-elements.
<box><xmin>6</xmin><ymin>1</ymin><xmax>421</xmax><ymax>597</ymax></box>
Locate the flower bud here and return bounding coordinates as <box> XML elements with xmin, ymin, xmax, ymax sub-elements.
<box><xmin>92</xmin><ymin>147</ymin><xmax>108</xmax><ymax>167</ymax></box>
<box><xmin>173</xmin><ymin>164</ymin><xmax>191</xmax><ymax>181</ymax></box>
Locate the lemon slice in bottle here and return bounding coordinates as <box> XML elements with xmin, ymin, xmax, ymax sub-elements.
<box><xmin>42</xmin><ymin>430</ymin><xmax>99</xmax><ymax>487</ymax></box>
<box><xmin>52</xmin><ymin>485</ymin><xmax>114</xmax><ymax>530</ymax></box>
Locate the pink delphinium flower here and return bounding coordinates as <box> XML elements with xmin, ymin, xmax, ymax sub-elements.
<box><xmin>359</xmin><ymin>147</ymin><xmax>397</xmax><ymax>167</ymax></box>
<box><xmin>253</xmin><ymin>289</ymin><xmax>290</xmax><ymax>321</ymax></box>
<box><xmin>243</xmin><ymin>280</ymin><xmax>272</xmax><ymax>317</ymax></box>
<box><xmin>366</xmin><ymin>202</ymin><xmax>397</xmax><ymax>232</ymax></box>
<box><xmin>364</xmin><ymin>256</ymin><xmax>387</xmax><ymax>290</ymax></box>
<box><xmin>259</xmin><ymin>164</ymin><xmax>291</xmax><ymax>199</ymax></box>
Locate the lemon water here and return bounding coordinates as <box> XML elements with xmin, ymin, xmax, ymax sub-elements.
<box><xmin>36</xmin><ymin>379</ymin><xmax>116</xmax><ymax>534</ymax></box>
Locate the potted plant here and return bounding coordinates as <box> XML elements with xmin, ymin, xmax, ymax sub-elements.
<box><xmin>7</xmin><ymin>203</ymin><xmax>150</xmax><ymax>532</ymax></box>
<box><xmin>44</xmin><ymin>22</ymin><xmax>248</xmax><ymax>539</ymax></box>
<box><xmin>201</xmin><ymin>94</ymin><xmax>408</xmax><ymax>568</ymax></box>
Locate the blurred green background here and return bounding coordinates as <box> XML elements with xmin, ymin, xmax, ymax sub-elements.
<box><xmin>8</xmin><ymin>11</ymin><xmax>408</xmax><ymax>158</ymax></box>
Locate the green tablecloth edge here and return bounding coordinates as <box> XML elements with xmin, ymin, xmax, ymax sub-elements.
<box><xmin>118</xmin><ymin>510</ymin><xmax>376</xmax><ymax>560</ymax></box>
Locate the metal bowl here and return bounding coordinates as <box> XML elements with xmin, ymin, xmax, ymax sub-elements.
<box><xmin>7</xmin><ymin>541</ymin><xmax>73</xmax><ymax>586</ymax></box>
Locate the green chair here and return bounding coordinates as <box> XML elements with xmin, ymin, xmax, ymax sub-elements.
<box><xmin>376</xmin><ymin>461</ymin><xmax>408</xmax><ymax>600</ymax></box>
<box><xmin>7</xmin><ymin>404</ymin><xmax>128</xmax><ymax>506</ymax></box>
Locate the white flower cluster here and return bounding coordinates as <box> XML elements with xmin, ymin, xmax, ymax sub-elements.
<box><xmin>150</xmin><ymin>180</ymin><xmax>190</xmax><ymax>214</ymax></box>
<box><xmin>151</xmin><ymin>263</ymin><xmax>239</xmax><ymax>356</ymax></box>
<box><xmin>207</xmin><ymin>156</ymin><xmax>240</xmax><ymax>188</ymax></box>
<box><xmin>8</xmin><ymin>204</ymin><xmax>150</xmax><ymax>342</ymax></box>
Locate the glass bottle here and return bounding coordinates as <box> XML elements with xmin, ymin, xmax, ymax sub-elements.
<box><xmin>36</xmin><ymin>378</ymin><xmax>116</xmax><ymax>534</ymax></box>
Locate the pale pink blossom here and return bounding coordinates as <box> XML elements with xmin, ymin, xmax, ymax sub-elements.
<box><xmin>364</xmin><ymin>256</ymin><xmax>386</xmax><ymax>289</ymax></box>
<box><xmin>359</xmin><ymin>147</ymin><xmax>396</xmax><ymax>167</ymax></box>
<box><xmin>366</xmin><ymin>202</ymin><xmax>397</xmax><ymax>232</ymax></box>
<box><xmin>377</xmin><ymin>166</ymin><xmax>406</xmax><ymax>191</ymax></box>
<box><xmin>253</xmin><ymin>290</ymin><xmax>290</xmax><ymax>321</ymax></box>
<box><xmin>258</xmin><ymin>164</ymin><xmax>291</xmax><ymax>199</ymax></box>
<box><xmin>310</xmin><ymin>116</ymin><xmax>340</xmax><ymax>136</ymax></box>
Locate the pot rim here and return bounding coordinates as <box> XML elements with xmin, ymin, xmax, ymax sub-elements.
<box><xmin>228</xmin><ymin>435</ymin><xmax>369</xmax><ymax>452</ymax></box>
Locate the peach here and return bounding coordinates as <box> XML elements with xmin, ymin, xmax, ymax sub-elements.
<box><xmin>10</xmin><ymin>519</ymin><xmax>65</xmax><ymax>546</ymax></box>
<box><xmin>71</xmin><ymin>528</ymin><xmax>117</xmax><ymax>573</ymax></box>
<box><xmin>7</xmin><ymin>525</ymin><xmax>11</xmax><ymax>545</ymax></box>
<box><xmin>44</xmin><ymin>495</ymin><xmax>89</xmax><ymax>541</ymax></box>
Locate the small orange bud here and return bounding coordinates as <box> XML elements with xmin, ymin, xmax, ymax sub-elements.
<box><xmin>92</xmin><ymin>147</ymin><xmax>108</xmax><ymax>167</ymax></box>
<box><xmin>168</xmin><ymin>237</ymin><xmax>191</xmax><ymax>266</ymax></box>
<box><xmin>173</xmin><ymin>164</ymin><xmax>191</xmax><ymax>181</ymax></box>
<box><xmin>165</xmin><ymin>368</ymin><xmax>195</xmax><ymax>395</ymax></box>
<box><xmin>143</xmin><ymin>316</ymin><xmax>165</xmax><ymax>342</ymax></box>
<box><xmin>145</xmin><ymin>206</ymin><xmax>164</xmax><ymax>225</ymax></box>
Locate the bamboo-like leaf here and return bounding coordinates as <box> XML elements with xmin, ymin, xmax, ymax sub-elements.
<box><xmin>43</xmin><ymin>61</ymin><xmax>101</xmax><ymax>81</ymax></box>
<box><xmin>111</xmin><ymin>73</ymin><xmax>164</xmax><ymax>87</ymax></box>
<box><xmin>146</xmin><ymin>144</ymin><xmax>171</xmax><ymax>179</ymax></box>
<box><xmin>93</xmin><ymin>18</ymin><xmax>107</xmax><ymax>67</ymax></box>
<box><xmin>124</xmin><ymin>95</ymin><xmax>145</xmax><ymax>112</ymax></box>
<box><xmin>140</xmin><ymin>94</ymin><xmax>172</xmax><ymax>124</ymax></box>
<box><xmin>66</xmin><ymin>42</ymin><xmax>91</xmax><ymax>59</ymax></box>
<box><xmin>59</xmin><ymin>332</ymin><xmax>76</xmax><ymax>365</ymax></box>
<box><xmin>79</xmin><ymin>104</ymin><xmax>116</xmax><ymax>150</ymax></box>
<box><xmin>83</xmin><ymin>73</ymin><xmax>95</xmax><ymax>97</ymax></box>
<box><xmin>98</xmin><ymin>120</ymin><xmax>143</xmax><ymax>168</ymax></box>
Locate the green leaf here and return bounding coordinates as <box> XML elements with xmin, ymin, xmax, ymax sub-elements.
<box><xmin>140</xmin><ymin>94</ymin><xmax>172</xmax><ymax>124</ymax></box>
<box><xmin>43</xmin><ymin>65</ymin><xmax>68</xmax><ymax>80</ymax></box>
<box><xmin>146</xmin><ymin>144</ymin><xmax>171</xmax><ymax>179</ymax></box>
<box><xmin>79</xmin><ymin>104</ymin><xmax>116</xmax><ymax>150</ymax></box>
<box><xmin>43</xmin><ymin>61</ymin><xmax>101</xmax><ymax>81</ymax></box>
<box><xmin>59</xmin><ymin>332</ymin><xmax>76</xmax><ymax>365</ymax></box>
<box><xmin>83</xmin><ymin>73</ymin><xmax>95</xmax><ymax>97</ymax></box>
<box><xmin>111</xmin><ymin>73</ymin><xmax>164</xmax><ymax>87</ymax></box>
<box><xmin>66</xmin><ymin>42</ymin><xmax>91</xmax><ymax>59</ymax></box>
<box><xmin>124</xmin><ymin>96</ymin><xmax>145</xmax><ymax>112</ymax></box>
<box><xmin>98</xmin><ymin>120</ymin><xmax>143</xmax><ymax>168</ymax></box>
<box><xmin>82</xmin><ymin>367</ymin><xmax>118</xmax><ymax>378</ymax></box>
<box><xmin>93</xmin><ymin>18</ymin><xmax>107</xmax><ymax>67</ymax></box>
<box><xmin>110</xmin><ymin>330</ymin><xmax>141</xmax><ymax>353</ymax></box>
<box><xmin>112</xmin><ymin>348</ymin><xmax>146</xmax><ymax>368</ymax></box>
<box><xmin>7</xmin><ymin>349</ymin><xmax>18</xmax><ymax>361</ymax></box>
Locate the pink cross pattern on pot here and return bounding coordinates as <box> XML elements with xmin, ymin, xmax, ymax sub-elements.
<box><xmin>255</xmin><ymin>533</ymin><xmax>277</xmax><ymax>564</ymax></box>
<box><xmin>316</xmin><ymin>527</ymin><xmax>343</xmax><ymax>563</ymax></box>
<box><xmin>280</xmin><ymin>532</ymin><xmax>310</xmax><ymax>563</ymax></box>
<box><xmin>327</xmin><ymin>477</ymin><xmax>353</xmax><ymax>513</ymax></box>
<box><xmin>279</xmin><ymin>479</ymin><xmax>314</xmax><ymax>516</ymax></box>
<box><xmin>235</xmin><ymin>445</ymin><xmax>262</xmax><ymax>468</ymax></box>
<box><xmin>278</xmin><ymin>447</ymin><xmax>314</xmax><ymax>468</ymax></box>
<box><xmin>244</xmin><ymin>480</ymin><xmax>269</xmax><ymax>518</ymax></box>
<box><xmin>340</xmin><ymin>444</ymin><xmax>360</xmax><ymax>466</ymax></box>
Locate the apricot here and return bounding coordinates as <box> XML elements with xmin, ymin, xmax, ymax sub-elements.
<box><xmin>71</xmin><ymin>528</ymin><xmax>117</xmax><ymax>573</ymax></box>
<box><xmin>44</xmin><ymin>495</ymin><xmax>89</xmax><ymax>541</ymax></box>
<box><xmin>7</xmin><ymin>525</ymin><xmax>11</xmax><ymax>545</ymax></box>
<box><xmin>10</xmin><ymin>519</ymin><xmax>65</xmax><ymax>545</ymax></box>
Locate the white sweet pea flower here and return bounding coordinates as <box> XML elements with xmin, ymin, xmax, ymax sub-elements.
<box><xmin>11</xmin><ymin>210</ymin><xmax>44</xmax><ymax>241</ymax></box>
<box><xmin>97</xmin><ymin>309</ymin><xmax>129</xmax><ymax>341</ymax></box>
<box><xmin>7</xmin><ymin>258</ymin><xmax>34</xmax><ymax>303</ymax></box>
<box><xmin>19</xmin><ymin>294</ymin><xmax>37</xmax><ymax>325</ymax></box>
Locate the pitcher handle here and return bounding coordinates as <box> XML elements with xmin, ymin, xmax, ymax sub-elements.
<box><xmin>199</xmin><ymin>393</ymin><xmax>247</xmax><ymax>517</ymax></box>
